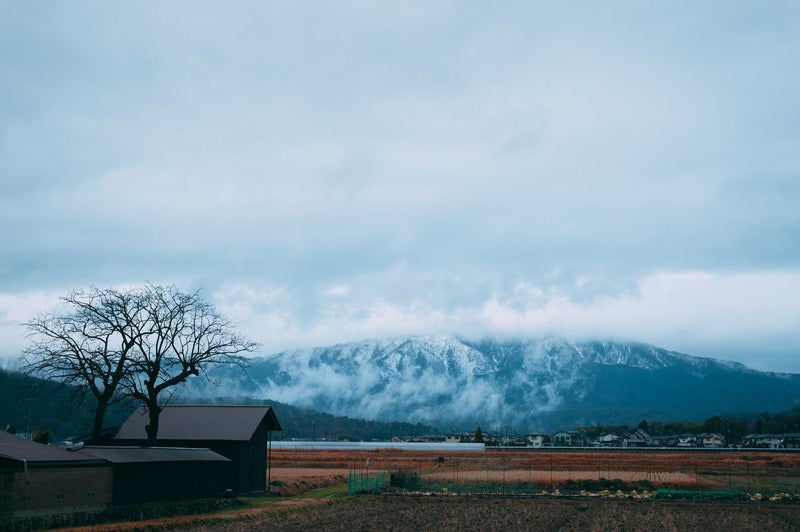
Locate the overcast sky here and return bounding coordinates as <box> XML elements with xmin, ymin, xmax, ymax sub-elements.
<box><xmin>1</xmin><ymin>1</ymin><xmax>799</xmax><ymax>372</ymax></box>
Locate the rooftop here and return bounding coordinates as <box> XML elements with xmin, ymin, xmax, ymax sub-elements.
<box><xmin>114</xmin><ymin>405</ymin><xmax>281</xmax><ymax>442</ymax></box>
<box><xmin>0</xmin><ymin>430</ymin><xmax>103</xmax><ymax>464</ymax></box>
<box><xmin>79</xmin><ymin>445</ymin><xmax>230</xmax><ymax>464</ymax></box>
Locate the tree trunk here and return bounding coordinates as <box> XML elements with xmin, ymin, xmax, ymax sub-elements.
<box><xmin>91</xmin><ymin>397</ymin><xmax>108</xmax><ymax>440</ymax></box>
<box><xmin>144</xmin><ymin>403</ymin><xmax>161</xmax><ymax>444</ymax></box>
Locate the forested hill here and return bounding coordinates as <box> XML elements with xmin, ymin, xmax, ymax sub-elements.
<box><xmin>0</xmin><ymin>367</ymin><xmax>134</xmax><ymax>440</ymax></box>
<box><xmin>0</xmin><ymin>367</ymin><xmax>439</xmax><ymax>441</ymax></box>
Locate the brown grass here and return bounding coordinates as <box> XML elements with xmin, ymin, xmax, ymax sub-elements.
<box><xmin>59</xmin><ymin>449</ymin><xmax>800</xmax><ymax>531</ymax></box>
<box><xmin>269</xmin><ymin>448</ymin><xmax>800</xmax><ymax>492</ymax></box>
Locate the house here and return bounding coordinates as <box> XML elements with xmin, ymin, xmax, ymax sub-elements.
<box><xmin>783</xmin><ymin>434</ymin><xmax>800</xmax><ymax>449</ymax></box>
<box><xmin>594</xmin><ymin>433</ymin><xmax>621</xmax><ymax>447</ymax></box>
<box><xmin>650</xmin><ymin>435</ymin><xmax>678</xmax><ymax>447</ymax></box>
<box><xmin>701</xmin><ymin>433</ymin><xmax>725</xmax><ymax>448</ymax></box>
<box><xmin>0</xmin><ymin>430</ymin><xmax>112</xmax><ymax>529</ymax></box>
<box><xmin>624</xmin><ymin>429</ymin><xmax>652</xmax><ymax>447</ymax></box>
<box><xmin>78</xmin><ymin>446</ymin><xmax>230</xmax><ymax>504</ymax></box>
<box><xmin>523</xmin><ymin>433</ymin><xmax>550</xmax><ymax>448</ymax></box>
<box><xmin>743</xmin><ymin>434</ymin><xmax>784</xmax><ymax>449</ymax></box>
<box><xmin>112</xmin><ymin>405</ymin><xmax>281</xmax><ymax>493</ymax></box>
<box><xmin>676</xmin><ymin>434</ymin><xmax>698</xmax><ymax>447</ymax></box>
<box><xmin>552</xmin><ymin>431</ymin><xmax>586</xmax><ymax>447</ymax></box>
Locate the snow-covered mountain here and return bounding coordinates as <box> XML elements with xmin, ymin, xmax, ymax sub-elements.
<box><xmin>198</xmin><ymin>336</ymin><xmax>800</xmax><ymax>431</ymax></box>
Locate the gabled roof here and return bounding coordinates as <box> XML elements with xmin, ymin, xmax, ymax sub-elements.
<box><xmin>79</xmin><ymin>446</ymin><xmax>231</xmax><ymax>464</ymax></box>
<box><xmin>0</xmin><ymin>430</ymin><xmax>102</xmax><ymax>464</ymax></box>
<box><xmin>114</xmin><ymin>405</ymin><xmax>281</xmax><ymax>442</ymax></box>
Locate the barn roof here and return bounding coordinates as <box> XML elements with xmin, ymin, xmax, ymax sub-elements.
<box><xmin>0</xmin><ymin>430</ymin><xmax>102</xmax><ymax>464</ymax></box>
<box><xmin>114</xmin><ymin>405</ymin><xmax>281</xmax><ymax>442</ymax></box>
<box><xmin>79</xmin><ymin>446</ymin><xmax>231</xmax><ymax>464</ymax></box>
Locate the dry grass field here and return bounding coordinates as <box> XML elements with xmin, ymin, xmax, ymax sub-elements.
<box><xmin>63</xmin><ymin>448</ymin><xmax>800</xmax><ymax>531</ymax></box>
<box><xmin>269</xmin><ymin>447</ymin><xmax>800</xmax><ymax>495</ymax></box>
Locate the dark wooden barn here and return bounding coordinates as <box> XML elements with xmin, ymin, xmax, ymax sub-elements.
<box><xmin>78</xmin><ymin>446</ymin><xmax>230</xmax><ymax>504</ymax></box>
<box><xmin>113</xmin><ymin>405</ymin><xmax>281</xmax><ymax>493</ymax></box>
<box><xmin>0</xmin><ymin>430</ymin><xmax>112</xmax><ymax>528</ymax></box>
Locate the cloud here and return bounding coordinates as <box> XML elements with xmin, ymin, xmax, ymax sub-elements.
<box><xmin>477</xmin><ymin>271</ymin><xmax>800</xmax><ymax>365</ymax></box>
<box><xmin>1</xmin><ymin>2</ymin><xmax>799</xmax><ymax>372</ymax></box>
<box><xmin>193</xmin><ymin>270</ymin><xmax>800</xmax><ymax>372</ymax></box>
<box><xmin>0</xmin><ymin>290</ymin><xmax>63</xmax><ymax>359</ymax></box>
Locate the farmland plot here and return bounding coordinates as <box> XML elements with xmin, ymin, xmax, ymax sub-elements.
<box><xmin>270</xmin><ymin>448</ymin><xmax>800</xmax><ymax>494</ymax></box>
<box><xmin>61</xmin><ymin>449</ymin><xmax>800</xmax><ymax>531</ymax></box>
<box><xmin>170</xmin><ymin>497</ymin><xmax>800</xmax><ymax>531</ymax></box>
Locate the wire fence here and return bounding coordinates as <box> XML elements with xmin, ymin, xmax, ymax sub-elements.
<box><xmin>347</xmin><ymin>453</ymin><xmax>800</xmax><ymax>499</ymax></box>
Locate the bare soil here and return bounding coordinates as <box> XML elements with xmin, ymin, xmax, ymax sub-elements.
<box><xmin>141</xmin><ymin>497</ymin><xmax>800</xmax><ymax>532</ymax></box>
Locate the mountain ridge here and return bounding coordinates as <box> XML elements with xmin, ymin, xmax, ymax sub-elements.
<box><xmin>196</xmin><ymin>335</ymin><xmax>800</xmax><ymax>431</ymax></box>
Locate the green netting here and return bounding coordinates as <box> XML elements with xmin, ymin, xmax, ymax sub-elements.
<box><xmin>348</xmin><ymin>468</ymin><xmax>389</xmax><ymax>495</ymax></box>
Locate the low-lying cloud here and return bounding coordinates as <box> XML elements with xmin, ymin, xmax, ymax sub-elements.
<box><xmin>207</xmin><ymin>270</ymin><xmax>800</xmax><ymax>372</ymax></box>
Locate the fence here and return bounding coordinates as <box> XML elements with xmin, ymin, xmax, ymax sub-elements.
<box><xmin>347</xmin><ymin>450</ymin><xmax>800</xmax><ymax>498</ymax></box>
<box><xmin>347</xmin><ymin>465</ymin><xmax>389</xmax><ymax>495</ymax></box>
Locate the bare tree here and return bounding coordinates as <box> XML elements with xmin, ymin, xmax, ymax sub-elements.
<box><xmin>21</xmin><ymin>288</ymin><xmax>145</xmax><ymax>439</ymax></box>
<box><xmin>120</xmin><ymin>285</ymin><xmax>254</xmax><ymax>443</ymax></box>
<box><xmin>21</xmin><ymin>284</ymin><xmax>254</xmax><ymax>442</ymax></box>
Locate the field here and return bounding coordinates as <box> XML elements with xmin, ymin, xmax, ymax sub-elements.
<box><xmin>269</xmin><ymin>448</ymin><xmax>800</xmax><ymax>496</ymax></box>
<box><xmin>64</xmin><ymin>448</ymin><xmax>800</xmax><ymax>531</ymax></box>
<box><xmin>172</xmin><ymin>497</ymin><xmax>800</xmax><ymax>531</ymax></box>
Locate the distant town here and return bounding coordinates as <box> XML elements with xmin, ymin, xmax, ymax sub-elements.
<box><xmin>420</xmin><ymin>429</ymin><xmax>800</xmax><ymax>449</ymax></box>
<box><xmin>280</xmin><ymin>410</ymin><xmax>800</xmax><ymax>450</ymax></box>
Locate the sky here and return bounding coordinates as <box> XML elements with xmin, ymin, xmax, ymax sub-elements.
<box><xmin>1</xmin><ymin>1</ymin><xmax>799</xmax><ymax>372</ymax></box>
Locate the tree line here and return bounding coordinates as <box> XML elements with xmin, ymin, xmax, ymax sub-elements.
<box><xmin>582</xmin><ymin>409</ymin><xmax>800</xmax><ymax>442</ymax></box>
<box><xmin>20</xmin><ymin>284</ymin><xmax>254</xmax><ymax>443</ymax></box>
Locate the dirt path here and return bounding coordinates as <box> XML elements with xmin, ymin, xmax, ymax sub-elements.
<box><xmin>55</xmin><ymin>497</ymin><xmax>329</xmax><ymax>532</ymax></box>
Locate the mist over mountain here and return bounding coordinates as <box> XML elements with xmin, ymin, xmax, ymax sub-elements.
<box><xmin>195</xmin><ymin>336</ymin><xmax>800</xmax><ymax>432</ymax></box>
<box><xmin>5</xmin><ymin>336</ymin><xmax>800</xmax><ymax>438</ymax></box>
<box><xmin>0</xmin><ymin>368</ymin><xmax>438</xmax><ymax>441</ymax></box>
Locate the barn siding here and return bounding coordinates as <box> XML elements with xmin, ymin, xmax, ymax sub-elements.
<box><xmin>0</xmin><ymin>465</ymin><xmax>112</xmax><ymax>529</ymax></box>
<box><xmin>110</xmin><ymin>461</ymin><xmax>229</xmax><ymax>504</ymax></box>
